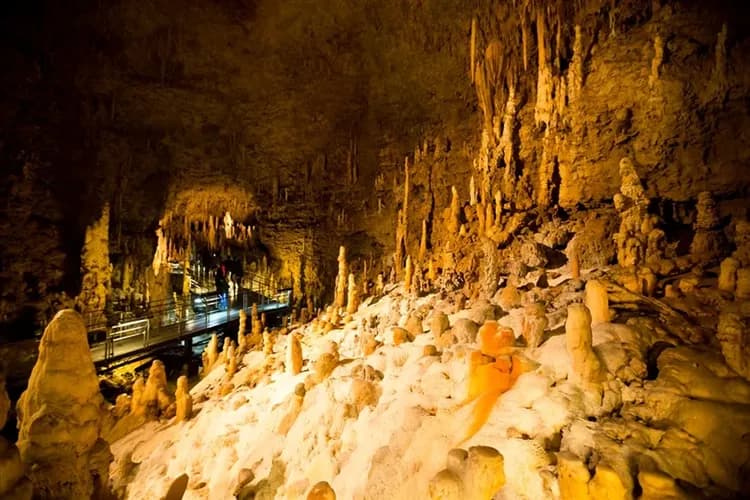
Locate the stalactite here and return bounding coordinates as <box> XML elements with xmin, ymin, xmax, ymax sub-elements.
<box><xmin>534</xmin><ymin>10</ymin><xmax>554</xmax><ymax>127</ymax></box>
<box><xmin>500</xmin><ymin>85</ymin><xmax>519</xmax><ymax>198</ymax></box>
<box><xmin>648</xmin><ymin>35</ymin><xmax>664</xmax><ymax>88</ymax></box>
<box><xmin>470</xmin><ymin>175</ymin><xmax>477</xmax><ymax>206</ymax></box>
<box><xmin>475</xmin><ymin>60</ymin><xmax>493</xmax><ymax>130</ymax></box>
<box><xmin>395</xmin><ymin>157</ymin><xmax>410</xmax><ymax>276</ymax></box>
<box><xmin>494</xmin><ymin>190</ymin><xmax>502</xmax><ymax>225</ymax></box>
<box><xmin>568</xmin><ymin>25</ymin><xmax>584</xmax><ymax>105</ymax></box>
<box><xmin>404</xmin><ymin>255</ymin><xmax>413</xmax><ymax>293</ymax></box>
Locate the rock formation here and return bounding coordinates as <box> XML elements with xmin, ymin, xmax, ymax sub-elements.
<box><xmin>346</xmin><ymin>272</ymin><xmax>359</xmax><ymax>315</ymax></box>
<box><xmin>334</xmin><ymin>246</ymin><xmax>348</xmax><ymax>309</ymax></box>
<box><xmin>202</xmin><ymin>333</ymin><xmax>219</xmax><ymax>375</ymax></box>
<box><xmin>174</xmin><ymin>375</ymin><xmax>193</xmax><ymax>422</ymax></box>
<box><xmin>565</xmin><ymin>304</ymin><xmax>605</xmax><ymax>384</ymax></box>
<box><xmin>307</xmin><ymin>480</ymin><xmax>336</xmax><ymax>500</ymax></box>
<box><xmin>428</xmin><ymin>446</ymin><xmax>505</xmax><ymax>500</ymax></box>
<box><xmin>16</xmin><ymin>310</ymin><xmax>112</xmax><ymax>499</ymax></box>
<box><xmin>76</xmin><ymin>204</ymin><xmax>111</xmax><ymax>321</ymax></box>
<box><xmin>287</xmin><ymin>333</ymin><xmax>303</xmax><ymax>375</ymax></box>
<box><xmin>584</xmin><ymin>280</ymin><xmax>612</xmax><ymax>325</ymax></box>
<box><xmin>521</xmin><ymin>302</ymin><xmax>547</xmax><ymax>348</ymax></box>
<box><xmin>690</xmin><ymin>191</ymin><xmax>724</xmax><ymax>262</ymax></box>
<box><xmin>0</xmin><ymin>373</ymin><xmax>32</xmax><ymax>499</ymax></box>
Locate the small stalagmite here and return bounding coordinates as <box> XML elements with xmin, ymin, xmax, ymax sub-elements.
<box><xmin>736</xmin><ymin>268</ymin><xmax>750</xmax><ymax>300</ymax></box>
<box><xmin>202</xmin><ymin>333</ymin><xmax>219</xmax><ymax>375</ymax></box>
<box><xmin>16</xmin><ymin>310</ymin><xmax>113</xmax><ymax>499</ymax></box>
<box><xmin>287</xmin><ymin>333</ymin><xmax>303</xmax><ymax>375</ymax></box>
<box><xmin>174</xmin><ymin>375</ymin><xmax>192</xmax><ymax>422</ymax></box>
<box><xmin>449</xmin><ymin>186</ymin><xmax>461</xmax><ymax>235</ymax></box>
<box><xmin>521</xmin><ymin>302</ymin><xmax>547</xmax><ymax>348</ymax></box>
<box><xmin>0</xmin><ymin>374</ymin><xmax>32</xmax><ymax>499</ymax></box>
<box><xmin>428</xmin><ymin>446</ymin><xmax>505</xmax><ymax>500</ymax></box>
<box><xmin>565</xmin><ymin>304</ymin><xmax>605</xmax><ymax>384</ymax></box>
<box><xmin>584</xmin><ymin>280</ymin><xmax>612</xmax><ymax>325</ymax></box>
<box><xmin>237</xmin><ymin>309</ymin><xmax>248</xmax><ymax>353</ymax></box>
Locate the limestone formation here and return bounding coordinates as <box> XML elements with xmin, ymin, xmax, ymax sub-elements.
<box><xmin>736</xmin><ymin>268</ymin><xmax>750</xmax><ymax>300</ymax></box>
<box><xmin>390</xmin><ymin>326</ymin><xmax>413</xmax><ymax>345</ymax></box>
<box><xmin>429</xmin><ymin>446</ymin><xmax>505</xmax><ymax>500</ymax></box>
<box><xmin>565</xmin><ymin>304</ymin><xmax>605</xmax><ymax>384</ymax></box>
<box><xmin>690</xmin><ymin>191</ymin><xmax>724</xmax><ymax>262</ymax></box>
<box><xmin>404</xmin><ymin>255</ymin><xmax>414</xmax><ymax>293</ymax></box>
<box><xmin>307</xmin><ymin>481</ymin><xmax>336</xmax><ymax>500</ymax></box>
<box><xmin>131</xmin><ymin>360</ymin><xmax>173</xmax><ymax>419</ymax></box>
<box><xmin>237</xmin><ymin>309</ymin><xmax>248</xmax><ymax>353</ymax></box>
<box><xmin>175</xmin><ymin>375</ymin><xmax>193</xmax><ymax>422</ymax></box>
<box><xmin>225</xmin><ymin>342</ymin><xmax>238</xmax><ymax>379</ymax></box>
<box><xmin>430</xmin><ymin>311</ymin><xmax>450</xmax><ymax>338</ymax></box>
<box><xmin>359</xmin><ymin>329</ymin><xmax>379</xmax><ymax>356</ymax></box>
<box><xmin>732</xmin><ymin>219</ymin><xmax>750</xmax><ymax>266</ymax></box>
<box><xmin>287</xmin><ymin>333</ymin><xmax>303</xmax><ymax>375</ymax></box>
<box><xmin>613</xmin><ymin>158</ymin><xmax>652</xmax><ymax>269</ymax></box>
<box><xmin>521</xmin><ymin>302</ymin><xmax>547</xmax><ymax>348</ymax></box>
<box><xmin>277</xmin><ymin>383</ymin><xmax>306</xmax><ymax>435</ymax></box>
<box><xmin>202</xmin><ymin>333</ymin><xmax>219</xmax><ymax>375</ymax></box>
<box><xmin>0</xmin><ymin>374</ymin><xmax>32</xmax><ymax>500</ymax></box>
<box><xmin>312</xmin><ymin>353</ymin><xmax>338</xmax><ymax>384</ymax></box>
<box><xmin>717</xmin><ymin>312</ymin><xmax>750</xmax><ymax>380</ymax></box>
<box><xmin>334</xmin><ymin>246</ymin><xmax>348</xmax><ymax>309</ymax></box>
<box><xmin>584</xmin><ymin>280</ymin><xmax>612</xmax><ymax>324</ymax></box>
<box><xmin>76</xmin><ymin>204</ymin><xmax>111</xmax><ymax>320</ymax></box>
<box><xmin>263</xmin><ymin>329</ymin><xmax>274</xmax><ymax>358</ymax></box>
<box><xmin>477</xmin><ymin>320</ymin><xmax>514</xmax><ymax>357</ymax></box>
<box><xmin>557</xmin><ymin>452</ymin><xmax>591</xmax><ymax>500</ymax></box>
<box><xmin>718</xmin><ymin>257</ymin><xmax>739</xmax><ymax>293</ymax></box>
<box><xmin>16</xmin><ymin>310</ymin><xmax>112</xmax><ymax>499</ymax></box>
<box><xmin>348</xmin><ymin>378</ymin><xmax>379</xmax><ymax>417</ymax></box>
<box><xmin>448</xmin><ymin>186</ymin><xmax>461</xmax><ymax>235</ymax></box>
<box><xmin>346</xmin><ymin>273</ymin><xmax>360</xmax><ymax>314</ymax></box>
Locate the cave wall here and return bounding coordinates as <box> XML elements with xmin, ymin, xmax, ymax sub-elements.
<box><xmin>1</xmin><ymin>0</ymin><xmax>750</xmax><ymax>335</ymax></box>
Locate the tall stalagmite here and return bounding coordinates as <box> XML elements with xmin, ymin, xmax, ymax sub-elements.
<box><xmin>16</xmin><ymin>310</ymin><xmax>112</xmax><ymax>499</ymax></box>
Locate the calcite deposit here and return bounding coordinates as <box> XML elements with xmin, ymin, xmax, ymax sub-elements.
<box><xmin>16</xmin><ymin>310</ymin><xmax>112</xmax><ymax>499</ymax></box>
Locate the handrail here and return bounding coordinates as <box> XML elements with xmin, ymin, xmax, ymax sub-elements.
<box><xmin>92</xmin><ymin>286</ymin><xmax>292</xmax><ymax>363</ymax></box>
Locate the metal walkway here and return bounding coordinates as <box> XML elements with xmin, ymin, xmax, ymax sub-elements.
<box><xmin>86</xmin><ymin>287</ymin><xmax>291</xmax><ymax>370</ymax></box>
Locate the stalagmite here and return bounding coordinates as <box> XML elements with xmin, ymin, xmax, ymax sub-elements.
<box><xmin>584</xmin><ymin>280</ymin><xmax>612</xmax><ymax>325</ymax></box>
<box><xmin>737</xmin><ymin>268</ymin><xmax>750</xmax><ymax>300</ymax></box>
<box><xmin>202</xmin><ymin>333</ymin><xmax>219</xmax><ymax>375</ymax></box>
<box><xmin>521</xmin><ymin>302</ymin><xmax>547</xmax><ymax>348</ymax></box>
<box><xmin>690</xmin><ymin>192</ymin><xmax>724</xmax><ymax>262</ymax></box>
<box><xmin>429</xmin><ymin>446</ymin><xmax>505</xmax><ymax>500</ymax></box>
<box><xmin>719</xmin><ymin>257</ymin><xmax>739</xmax><ymax>293</ymax></box>
<box><xmin>77</xmin><ymin>204</ymin><xmax>111</xmax><ymax>319</ymax></box>
<box><xmin>142</xmin><ymin>359</ymin><xmax>173</xmax><ymax>418</ymax></box>
<box><xmin>287</xmin><ymin>333</ymin><xmax>303</xmax><ymax>375</ymax></box>
<box><xmin>404</xmin><ymin>255</ymin><xmax>414</xmax><ymax>293</ymax></box>
<box><xmin>16</xmin><ymin>310</ymin><xmax>112</xmax><ymax>499</ymax></box>
<box><xmin>565</xmin><ymin>304</ymin><xmax>605</xmax><ymax>384</ymax></box>
<box><xmin>238</xmin><ymin>309</ymin><xmax>248</xmax><ymax>353</ymax></box>
<box><xmin>449</xmin><ymin>186</ymin><xmax>461</xmax><ymax>235</ymax></box>
<box><xmin>419</xmin><ymin>219</ymin><xmax>428</xmax><ymax>262</ymax></box>
<box><xmin>346</xmin><ymin>273</ymin><xmax>360</xmax><ymax>315</ymax></box>
<box><xmin>175</xmin><ymin>375</ymin><xmax>192</xmax><ymax>422</ymax></box>
<box><xmin>334</xmin><ymin>246</ymin><xmax>348</xmax><ymax>309</ymax></box>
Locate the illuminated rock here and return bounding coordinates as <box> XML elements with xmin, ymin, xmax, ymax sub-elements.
<box><xmin>76</xmin><ymin>204</ymin><xmax>111</xmax><ymax>321</ymax></box>
<box><xmin>452</xmin><ymin>318</ymin><xmax>479</xmax><ymax>343</ymax></box>
<box><xmin>390</xmin><ymin>326</ymin><xmax>413</xmax><ymax>345</ymax></box>
<box><xmin>428</xmin><ymin>469</ymin><xmax>462</xmax><ymax>499</ymax></box>
<box><xmin>348</xmin><ymin>379</ymin><xmax>379</xmax><ymax>417</ymax></box>
<box><xmin>202</xmin><ymin>333</ymin><xmax>219</xmax><ymax>376</ymax></box>
<box><xmin>565</xmin><ymin>304</ymin><xmax>604</xmax><ymax>384</ymax></box>
<box><xmin>462</xmin><ymin>446</ymin><xmax>505</xmax><ymax>499</ymax></box>
<box><xmin>717</xmin><ymin>312</ymin><xmax>750</xmax><ymax>380</ymax></box>
<box><xmin>312</xmin><ymin>353</ymin><xmax>338</xmax><ymax>384</ymax></box>
<box><xmin>430</xmin><ymin>311</ymin><xmax>450</xmax><ymax>338</ymax></box>
<box><xmin>430</xmin><ymin>446</ymin><xmax>505</xmax><ymax>500</ymax></box>
<box><xmin>287</xmin><ymin>333</ymin><xmax>303</xmax><ymax>375</ymax></box>
<box><xmin>732</xmin><ymin>219</ymin><xmax>750</xmax><ymax>266</ymax></box>
<box><xmin>225</xmin><ymin>342</ymin><xmax>238</xmax><ymax>380</ymax></box>
<box><xmin>521</xmin><ymin>302</ymin><xmax>547</xmax><ymax>348</ymax></box>
<box><xmin>584</xmin><ymin>280</ymin><xmax>612</xmax><ymax>324</ymax></box>
<box><xmin>497</xmin><ymin>284</ymin><xmax>520</xmax><ymax>311</ymax></box>
<box><xmin>277</xmin><ymin>383</ymin><xmax>305</xmax><ymax>435</ymax></box>
<box><xmin>405</xmin><ymin>313</ymin><xmax>424</xmax><ymax>338</ymax></box>
<box><xmin>175</xmin><ymin>375</ymin><xmax>192</xmax><ymax>422</ymax></box>
<box><xmin>404</xmin><ymin>255</ymin><xmax>414</xmax><ymax>294</ymax></box>
<box><xmin>736</xmin><ymin>268</ymin><xmax>750</xmax><ymax>300</ymax></box>
<box><xmin>718</xmin><ymin>257</ymin><xmax>739</xmax><ymax>293</ymax></box>
<box><xmin>690</xmin><ymin>192</ymin><xmax>724</xmax><ymax>262</ymax></box>
<box><xmin>131</xmin><ymin>360</ymin><xmax>173</xmax><ymax>419</ymax></box>
<box><xmin>237</xmin><ymin>309</ymin><xmax>248</xmax><ymax>353</ymax></box>
<box><xmin>477</xmin><ymin>320</ymin><xmax>514</xmax><ymax>357</ymax></box>
<box><xmin>263</xmin><ymin>329</ymin><xmax>274</xmax><ymax>358</ymax></box>
<box><xmin>638</xmin><ymin>469</ymin><xmax>689</xmax><ymax>500</ymax></box>
<box><xmin>346</xmin><ymin>273</ymin><xmax>360</xmax><ymax>314</ymax></box>
<box><xmin>588</xmin><ymin>463</ymin><xmax>629</xmax><ymax>500</ymax></box>
<box><xmin>16</xmin><ymin>310</ymin><xmax>112</xmax><ymax>499</ymax></box>
<box><xmin>307</xmin><ymin>481</ymin><xmax>336</xmax><ymax>500</ymax></box>
<box><xmin>557</xmin><ymin>452</ymin><xmax>591</xmax><ymax>500</ymax></box>
<box><xmin>359</xmin><ymin>330</ymin><xmax>379</xmax><ymax>356</ymax></box>
<box><xmin>334</xmin><ymin>246</ymin><xmax>348</xmax><ymax>309</ymax></box>
<box><xmin>0</xmin><ymin>374</ymin><xmax>32</xmax><ymax>500</ymax></box>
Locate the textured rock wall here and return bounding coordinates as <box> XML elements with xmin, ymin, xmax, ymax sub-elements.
<box><xmin>1</xmin><ymin>0</ymin><xmax>750</xmax><ymax>328</ymax></box>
